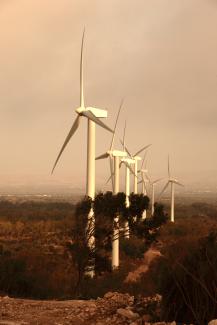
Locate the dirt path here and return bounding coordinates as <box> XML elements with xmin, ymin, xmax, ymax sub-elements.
<box><xmin>125</xmin><ymin>246</ymin><xmax>161</xmax><ymax>283</ymax></box>
<box><xmin>0</xmin><ymin>297</ymin><xmax>94</xmax><ymax>325</ymax></box>
<box><xmin>0</xmin><ymin>292</ymin><xmax>137</xmax><ymax>325</ymax></box>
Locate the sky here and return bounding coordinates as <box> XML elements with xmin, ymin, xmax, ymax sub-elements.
<box><xmin>0</xmin><ymin>0</ymin><xmax>217</xmax><ymax>194</ymax></box>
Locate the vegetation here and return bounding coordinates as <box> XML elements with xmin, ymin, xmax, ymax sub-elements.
<box><xmin>0</xmin><ymin>195</ymin><xmax>217</xmax><ymax>325</ymax></box>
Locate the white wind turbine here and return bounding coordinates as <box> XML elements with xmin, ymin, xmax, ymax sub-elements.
<box><xmin>52</xmin><ymin>30</ymin><xmax>113</xmax><ymax>276</ymax></box>
<box><xmin>121</xmin><ymin>141</ymin><xmax>151</xmax><ymax>194</ymax></box>
<box><xmin>138</xmin><ymin>151</ymin><xmax>150</xmax><ymax>219</ymax></box>
<box><xmin>149</xmin><ymin>178</ymin><xmax>164</xmax><ymax>216</ymax></box>
<box><xmin>96</xmin><ymin>101</ymin><xmax>127</xmax><ymax>269</ymax></box>
<box><xmin>138</xmin><ymin>151</ymin><xmax>149</xmax><ymax>196</ymax></box>
<box><xmin>138</xmin><ymin>152</ymin><xmax>163</xmax><ymax>216</ymax></box>
<box><xmin>120</xmin><ymin>123</ymin><xmax>137</xmax><ymax>238</ymax></box>
<box><xmin>158</xmin><ymin>156</ymin><xmax>184</xmax><ymax>222</ymax></box>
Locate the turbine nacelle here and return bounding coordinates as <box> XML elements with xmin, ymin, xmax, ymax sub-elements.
<box><xmin>169</xmin><ymin>178</ymin><xmax>178</xmax><ymax>183</ymax></box>
<box><xmin>112</xmin><ymin>150</ymin><xmax>127</xmax><ymax>158</ymax></box>
<box><xmin>121</xmin><ymin>157</ymin><xmax>135</xmax><ymax>165</ymax></box>
<box><xmin>87</xmin><ymin>107</ymin><xmax>108</xmax><ymax>118</ymax></box>
<box><xmin>75</xmin><ymin>107</ymin><xmax>108</xmax><ymax>118</ymax></box>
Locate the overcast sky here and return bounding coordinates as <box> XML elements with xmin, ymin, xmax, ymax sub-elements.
<box><xmin>0</xmin><ymin>0</ymin><xmax>217</xmax><ymax>193</ymax></box>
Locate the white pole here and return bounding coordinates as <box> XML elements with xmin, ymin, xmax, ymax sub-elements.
<box><xmin>112</xmin><ymin>156</ymin><xmax>120</xmax><ymax>269</ymax></box>
<box><xmin>87</xmin><ymin>119</ymin><xmax>95</xmax><ymax>199</ymax></box>
<box><xmin>114</xmin><ymin>156</ymin><xmax>120</xmax><ymax>195</ymax></box>
<box><xmin>86</xmin><ymin>119</ymin><xmax>95</xmax><ymax>277</ymax></box>
<box><xmin>151</xmin><ymin>184</ymin><xmax>155</xmax><ymax>216</ymax></box>
<box><xmin>142</xmin><ymin>172</ymin><xmax>147</xmax><ymax>220</ymax></box>
<box><xmin>134</xmin><ymin>160</ymin><xmax>138</xmax><ymax>194</ymax></box>
<box><xmin>124</xmin><ymin>164</ymin><xmax>130</xmax><ymax>238</ymax></box>
<box><xmin>171</xmin><ymin>181</ymin><xmax>175</xmax><ymax>223</ymax></box>
<box><xmin>142</xmin><ymin>180</ymin><xmax>145</xmax><ymax>195</ymax></box>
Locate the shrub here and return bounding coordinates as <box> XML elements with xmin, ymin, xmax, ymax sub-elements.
<box><xmin>120</xmin><ymin>237</ymin><xmax>148</xmax><ymax>259</ymax></box>
<box><xmin>155</xmin><ymin>231</ymin><xmax>217</xmax><ymax>324</ymax></box>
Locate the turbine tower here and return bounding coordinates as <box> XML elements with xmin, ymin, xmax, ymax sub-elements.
<box><xmin>149</xmin><ymin>177</ymin><xmax>163</xmax><ymax>215</ymax></box>
<box><xmin>96</xmin><ymin>101</ymin><xmax>127</xmax><ymax>269</ymax></box>
<box><xmin>52</xmin><ymin>30</ymin><xmax>113</xmax><ymax>276</ymax></box>
<box><xmin>120</xmin><ymin>123</ymin><xmax>136</xmax><ymax>238</ymax></box>
<box><xmin>138</xmin><ymin>152</ymin><xmax>150</xmax><ymax>219</ymax></box>
<box><xmin>158</xmin><ymin>156</ymin><xmax>184</xmax><ymax>222</ymax></box>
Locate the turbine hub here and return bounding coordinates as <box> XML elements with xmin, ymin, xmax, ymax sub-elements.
<box><xmin>76</xmin><ymin>106</ymin><xmax>85</xmax><ymax>114</ymax></box>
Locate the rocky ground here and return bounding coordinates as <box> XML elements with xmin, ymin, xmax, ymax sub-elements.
<box><xmin>0</xmin><ymin>292</ymin><xmax>176</xmax><ymax>325</ymax></box>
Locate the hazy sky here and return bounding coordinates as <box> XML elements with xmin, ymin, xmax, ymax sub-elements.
<box><xmin>0</xmin><ymin>0</ymin><xmax>217</xmax><ymax>192</ymax></box>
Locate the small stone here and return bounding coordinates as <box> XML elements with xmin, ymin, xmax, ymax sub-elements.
<box><xmin>130</xmin><ymin>320</ymin><xmax>142</xmax><ymax>325</ymax></box>
<box><xmin>104</xmin><ymin>292</ymin><xmax>114</xmax><ymax>299</ymax></box>
<box><xmin>209</xmin><ymin>321</ymin><xmax>217</xmax><ymax>325</ymax></box>
<box><xmin>117</xmin><ymin>308</ymin><xmax>140</xmax><ymax>320</ymax></box>
<box><xmin>142</xmin><ymin>314</ymin><xmax>151</xmax><ymax>322</ymax></box>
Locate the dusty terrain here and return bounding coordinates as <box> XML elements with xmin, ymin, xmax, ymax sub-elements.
<box><xmin>0</xmin><ymin>292</ymin><xmax>166</xmax><ymax>325</ymax></box>
<box><xmin>0</xmin><ymin>249</ymin><xmax>164</xmax><ymax>325</ymax></box>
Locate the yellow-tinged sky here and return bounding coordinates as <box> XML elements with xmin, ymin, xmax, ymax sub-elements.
<box><xmin>0</xmin><ymin>0</ymin><xmax>217</xmax><ymax>192</ymax></box>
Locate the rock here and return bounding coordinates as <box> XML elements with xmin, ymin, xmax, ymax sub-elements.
<box><xmin>0</xmin><ymin>320</ymin><xmax>23</xmax><ymax>325</ymax></box>
<box><xmin>209</xmin><ymin>321</ymin><xmax>217</xmax><ymax>325</ymax></box>
<box><xmin>104</xmin><ymin>292</ymin><xmax>114</xmax><ymax>299</ymax></box>
<box><xmin>116</xmin><ymin>308</ymin><xmax>140</xmax><ymax>320</ymax></box>
<box><xmin>142</xmin><ymin>314</ymin><xmax>151</xmax><ymax>322</ymax></box>
<box><xmin>130</xmin><ymin>320</ymin><xmax>142</xmax><ymax>325</ymax></box>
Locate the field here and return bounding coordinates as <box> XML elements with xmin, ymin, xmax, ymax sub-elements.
<box><xmin>0</xmin><ymin>193</ymin><xmax>217</xmax><ymax>324</ymax></box>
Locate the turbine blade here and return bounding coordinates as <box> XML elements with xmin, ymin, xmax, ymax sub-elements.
<box><xmin>145</xmin><ymin>173</ymin><xmax>151</xmax><ymax>183</ymax></box>
<box><xmin>153</xmin><ymin>177</ymin><xmax>164</xmax><ymax>184</ymax></box>
<box><xmin>95</xmin><ymin>152</ymin><xmax>109</xmax><ymax>160</ymax></box>
<box><xmin>120</xmin><ymin>139</ymin><xmax>132</xmax><ymax>157</ymax></box>
<box><xmin>105</xmin><ymin>173</ymin><xmax>114</xmax><ymax>185</ymax></box>
<box><xmin>123</xmin><ymin>120</ymin><xmax>127</xmax><ymax>149</ymax></box>
<box><xmin>158</xmin><ymin>182</ymin><xmax>170</xmax><ymax>201</ymax></box>
<box><xmin>123</xmin><ymin>161</ymin><xmax>136</xmax><ymax>177</ymax></box>
<box><xmin>109</xmin><ymin>156</ymin><xmax>114</xmax><ymax>191</ymax></box>
<box><xmin>80</xmin><ymin>28</ymin><xmax>85</xmax><ymax>107</ymax></box>
<box><xmin>173</xmin><ymin>180</ymin><xmax>184</xmax><ymax>187</ymax></box>
<box><xmin>141</xmin><ymin>151</ymin><xmax>148</xmax><ymax>169</ymax></box>
<box><xmin>110</xmin><ymin>99</ymin><xmax>124</xmax><ymax>150</ymax></box>
<box><xmin>82</xmin><ymin>110</ymin><xmax>113</xmax><ymax>133</ymax></box>
<box><xmin>141</xmin><ymin>173</ymin><xmax>148</xmax><ymax>192</ymax></box>
<box><xmin>168</xmin><ymin>155</ymin><xmax>170</xmax><ymax>178</ymax></box>
<box><xmin>134</xmin><ymin>144</ymin><xmax>152</xmax><ymax>157</ymax></box>
<box><xmin>52</xmin><ymin>115</ymin><xmax>81</xmax><ymax>174</ymax></box>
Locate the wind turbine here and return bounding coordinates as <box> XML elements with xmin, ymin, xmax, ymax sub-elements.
<box><xmin>119</xmin><ymin>123</ymin><xmax>137</xmax><ymax>238</ymax></box>
<box><xmin>137</xmin><ymin>151</ymin><xmax>150</xmax><ymax>219</ymax></box>
<box><xmin>51</xmin><ymin>30</ymin><xmax>113</xmax><ymax>276</ymax></box>
<box><xmin>158</xmin><ymin>156</ymin><xmax>184</xmax><ymax>222</ymax></box>
<box><xmin>96</xmin><ymin>101</ymin><xmax>127</xmax><ymax>269</ymax></box>
<box><xmin>149</xmin><ymin>177</ymin><xmax>164</xmax><ymax>215</ymax></box>
<box><xmin>121</xmin><ymin>141</ymin><xmax>151</xmax><ymax>194</ymax></box>
<box><xmin>138</xmin><ymin>152</ymin><xmax>163</xmax><ymax>217</ymax></box>
<box><xmin>138</xmin><ymin>151</ymin><xmax>149</xmax><ymax>196</ymax></box>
